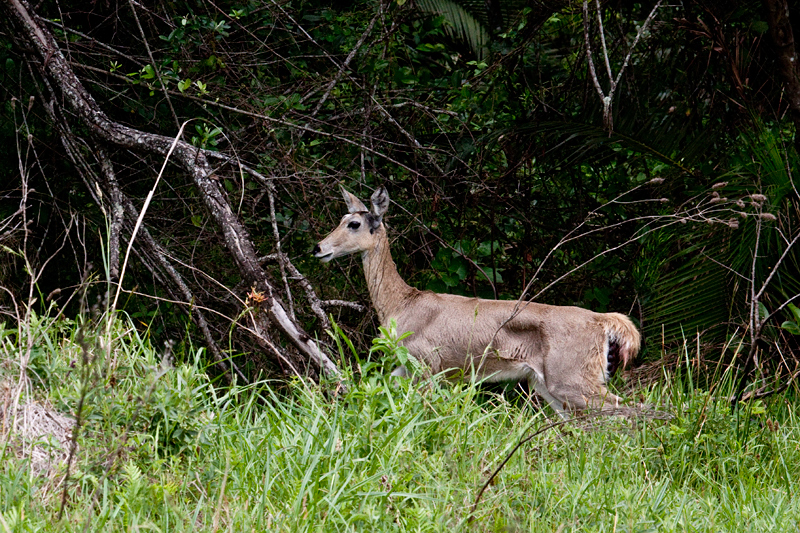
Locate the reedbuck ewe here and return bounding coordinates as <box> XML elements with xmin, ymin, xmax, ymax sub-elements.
<box><xmin>313</xmin><ymin>187</ymin><xmax>640</xmax><ymax>416</ymax></box>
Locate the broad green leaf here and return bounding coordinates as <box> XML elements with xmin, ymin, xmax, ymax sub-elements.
<box><xmin>758</xmin><ymin>302</ymin><xmax>769</xmax><ymax>322</ymax></box>
<box><xmin>787</xmin><ymin>302</ymin><xmax>800</xmax><ymax>324</ymax></box>
<box><xmin>781</xmin><ymin>321</ymin><xmax>800</xmax><ymax>336</ymax></box>
<box><xmin>141</xmin><ymin>64</ymin><xmax>156</xmax><ymax>79</ymax></box>
<box><xmin>477</xmin><ymin>267</ymin><xmax>503</xmax><ymax>284</ymax></box>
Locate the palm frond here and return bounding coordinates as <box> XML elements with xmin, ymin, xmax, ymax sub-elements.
<box><xmin>641</xmin><ymin>123</ymin><xmax>800</xmax><ymax>348</ymax></box>
<box><xmin>416</xmin><ymin>0</ymin><xmax>491</xmax><ymax>58</ymax></box>
<box><xmin>472</xmin><ymin>115</ymin><xmax>798</xmax><ymax>351</ymax></box>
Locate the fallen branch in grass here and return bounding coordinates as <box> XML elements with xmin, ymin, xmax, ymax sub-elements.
<box><xmin>468</xmin><ymin>406</ymin><xmax>673</xmax><ymax>523</ymax></box>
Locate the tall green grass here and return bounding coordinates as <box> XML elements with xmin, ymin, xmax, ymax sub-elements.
<box><xmin>1</xmin><ymin>311</ymin><xmax>799</xmax><ymax>531</ymax></box>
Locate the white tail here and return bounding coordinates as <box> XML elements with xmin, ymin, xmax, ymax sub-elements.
<box><xmin>313</xmin><ymin>187</ymin><xmax>640</xmax><ymax>416</ymax></box>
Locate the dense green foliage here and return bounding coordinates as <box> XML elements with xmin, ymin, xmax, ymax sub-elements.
<box><xmin>1</xmin><ymin>0</ymin><xmax>797</xmax><ymax>375</ymax></box>
<box><xmin>2</xmin><ymin>1</ymin><xmax>800</xmax><ymax>527</ymax></box>
<box><xmin>2</xmin><ymin>1</ymin><xmax>800</xmax><ymax>529</ymax></box>
<box><xmin>2</xmin><ymin>312</ymin><xmax>800</xmax><ymax>531</ymax></box>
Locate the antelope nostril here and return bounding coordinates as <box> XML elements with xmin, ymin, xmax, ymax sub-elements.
<box><xmin>311</xmin><ymin>244</ymin><xmax>321</xmax><ymax>255</ymax></box>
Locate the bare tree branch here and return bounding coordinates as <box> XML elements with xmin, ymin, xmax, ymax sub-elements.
<box><xmin>260</xmin><ymin>253</ymin><xmax>367</xmax><ymax>328</ymax></box>
<box><xmin>583</xmin><ymin>0</ymin><xmax>663</xmax><ymax>132</ymax></box>
<box><xmin>2</xmin><ymin>0</ymin><xmax>343</xmax><ymax>383</ymax></box>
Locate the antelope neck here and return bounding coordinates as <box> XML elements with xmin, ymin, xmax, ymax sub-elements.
<box><xmin>361</xmin><ymin>228</ymin><xmax>415</xmax><ymax>325</ymax></box>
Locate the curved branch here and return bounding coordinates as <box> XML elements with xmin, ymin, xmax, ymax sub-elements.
<box><xmin>2</xmin><ymin>0</ymin><xmax>342</xmax><ymax>382</ymax></box>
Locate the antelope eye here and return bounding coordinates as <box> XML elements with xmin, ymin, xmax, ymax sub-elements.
<box><xmin>347</xmin><ymin>220</ymin><xmax>361</xmax><ymax>230</ymax></box>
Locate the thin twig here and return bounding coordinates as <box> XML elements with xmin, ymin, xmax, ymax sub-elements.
<box><xmin>754</xmin><ymin>230</ymin><xmax>800</xmax><ymax>304</ymax></box>
<box><xmin>749</xmin><ymin>214</ymin><xmax>763</xmax><ymax>367</ymax></box>
<box><xmin>266</xmin><ymin>184</ymin><xmax>296</xmax><ymax>319</ymax></box>
<box><xmin>79</xmin><ymin>353</ymin><xmax>173</xmax><ymax>531</ymax></box>
<box><xmin>259</xmin><ymin>253</ymin><xmax>367</xmax><ymax>327</ymax></box>
<box><xmin>612</xmin><ymin>1</ymin><xmax>663</xmax><ymax>91</ymax></box>
<box><xmin>58</xmin><ymin>280</ymin><xmax>95</xmax><ymax>521</ymax></box>
<box><xmin>70</xmin><ymin>61</ymin><xmax>427</xmax><ymax>178</ymax></box>
<box><xmin>107</xmin><ymin>121</ymin><xmax>191</xmax><ymax>327</ymax></box>
<box><xmin>594</xmin><ymin>0</ymin><xmax>613</xmax><ymax>82</ymax></box>
<box><xmin>733</xmin><ymin>366</ymin><xmax>800</xmax><ymax>403</ymax></box>
<box><xmin>47</xmin><ymin>106</ymin><xmax>239</xmax><ymax>384</ymax></box>
<box><xmin>320</xmin><ymin>299</ymin><xmax>367</xmax><ymax>312</ymax></box>
<box><xmin>469</xmin><ymin>414</ymin><xmax>594</xmax><ymax>522</ymax></box>
<box><xmin>127</xmin><ymin>0</ymin><xmax>180</xmax><ymax>129</ymax></box>
<box><xmin>309</xmin><ymin>11</ymin><xmax>379</xmax><ymax>116</ymax></box>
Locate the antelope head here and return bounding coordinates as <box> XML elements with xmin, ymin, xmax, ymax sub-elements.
<box><xmin>312</xmin><ymin>186</ymin><xmax>389</xmax><ymax>262</ymax></box>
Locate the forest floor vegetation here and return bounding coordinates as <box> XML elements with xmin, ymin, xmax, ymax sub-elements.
<box><xmin>1</xmin><ymin>310</ymin><xmax>799</xmax><ymax>532</ymax></box>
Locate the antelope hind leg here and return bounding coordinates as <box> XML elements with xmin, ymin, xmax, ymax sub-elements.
<box><xmin>527</xmin><ymin>375</ymin><xmax>570</xmax><ymax>420</ymax></box>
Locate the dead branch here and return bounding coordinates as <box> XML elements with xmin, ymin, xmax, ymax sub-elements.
<box><xmin>47</xmin><ymin>112</ymin><xmax>245</xmax><ymax>383</ymax></box>
<box><xmin>2</xmin><ymin>0</ymin><xmax>342</xmax><ymax>383</ymax></box>
<box><xmin>267</xmin><ymin>184</ymin><xmax>296</xmax><ymax>320</ymax></box>
<box><xmin>583</xmin><ymin>0</ymin><xmax>663</xmax><ymax>132</ymax></box>
<box><xmin>260</xmin><ymin>253</ymin><xmax>367</xmax><ymax>329</ymax></box>
<box><xmin>732</xmin><ymin>365</ymin><xmax>800</xmax><ymax>403</ymax></box>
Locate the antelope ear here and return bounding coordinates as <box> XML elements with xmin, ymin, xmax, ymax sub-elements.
<box><xmin>370</xmin><ymin>187</ymin><xmax>389</xmax><ymax>219</ymax></box>
<box><xmin>341</xmin><ymin>186</ymin><xmax>367</xmax><ymax>213</ymax></box>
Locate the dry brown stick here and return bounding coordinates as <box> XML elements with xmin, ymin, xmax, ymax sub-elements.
<box><xmin>35</xmin><ymin>80</ymin><xmax>239</xmax><ymax>381</ymax></box>
<box><xmin>733</xmin><ymin>366</ymin><xmax>800</xmax><ymax>403</ymax></box>
<box><xmin>582</xmin><ymin>0</ymin><xmax>663</xmax><ymax>132</ymax></box>
<box><xmin>307</xmin><ymin>11</ymin><xmax>380</xmax><ymax>116</ymax></box>
<box><xmin>43</xmin><ymin>19</ymin><xmax>146</xmax><ymax>69</ymax></box>
<box><xmin>260</xmin><ymin>2</ymin><xmax>445</xmax><ymax>175</ymax></box>
<box><xmin>266</xmin><ymin>183</ymin><xmax>296</xmax><ymax>320</ymax></box>
<box><xmin>97</xmin><ymin>147</ymin><xmax>124</xmax><ymax>282</ymax></box>
<box><xmin>321</xmin><ymin>299</ymin><xmax>367</xmax><ymax>312</ymax></box>
<box><xmin>203</xmin><ymin>155</ymin><xmax>366</xmax><ymax>328</ymax></box>
<box><xmin>469</xmin><ymin>415</ymin><xmax>590</xmax><ymax>523</ymax></box>
<box><xmin>69</xmin><ymin>60</ymin><xmax>425</xmax><ymax>178</ymax></box>
<box><xmin>126</xmin><ymin>0</ymin><xmax>179</xmax><ymax>129</ymax></box>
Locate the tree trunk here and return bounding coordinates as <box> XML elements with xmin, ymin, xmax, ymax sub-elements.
<box><xmin>763</xmin><ymin>0</ymin><xmax>800</xmax><ymax>152</ymax></box>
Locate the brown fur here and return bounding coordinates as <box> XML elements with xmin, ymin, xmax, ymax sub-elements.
<box><xmin>314</xmin><ymin>188</ymin><xmax>640</xmax><ymax>416</ymax></box>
